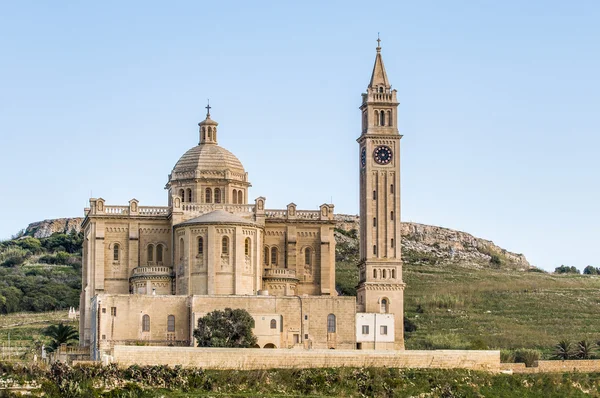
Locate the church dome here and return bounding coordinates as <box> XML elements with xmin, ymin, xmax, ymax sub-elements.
<box><xmin>170</xmin><ymin>144</ymin><xmax>246</xmax><ymax>182</ymax></box>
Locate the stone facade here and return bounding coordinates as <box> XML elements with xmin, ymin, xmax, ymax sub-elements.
<box><xmin>356</xmin><ymin>41</ymin><xmax>405</xmax><ymax>349</ymax></box>
<box><xmin>80</xmin><ymin>43</ymin><xmax>405</xmax><ymax>360</ymax></box>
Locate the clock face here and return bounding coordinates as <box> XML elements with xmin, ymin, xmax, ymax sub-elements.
<box><xmin>373</xmin><ymin>145</ymin><xmax>393</xmax><ymax>165</ymax></box>
<box><xmin>360</xmin><ymin>147</ymin><xmax>366</xmax><ymax>167</ymax></box>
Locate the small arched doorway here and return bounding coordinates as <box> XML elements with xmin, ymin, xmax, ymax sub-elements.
<box><xmin>263</xmin><ymin>343</ymin><xmax>276</xmax><ymax>349</ymax></box>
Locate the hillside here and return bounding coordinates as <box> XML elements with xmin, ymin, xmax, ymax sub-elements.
<box><xmin>333</xmin><ymin>216</ymin><xmax>600</xmax><ymax>355</ymax></box>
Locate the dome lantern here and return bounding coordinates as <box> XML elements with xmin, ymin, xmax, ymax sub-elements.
<box><xmin>199</xmin><ymin>100</ymin><xmax>218</xmax><ymax>145</ymax></box>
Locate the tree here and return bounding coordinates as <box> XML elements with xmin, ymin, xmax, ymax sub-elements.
<box><xmin>583</xmin><ymin>266</ymin><xmax>600</xmax><ymax>275</ymax></box>
<box><xmin>576</xmin><ymin>340</ymin><xmax>595</xmax><ymax>359</ymax></box>
<box><xmin>554</xmin><ymin>265</ymin><xmax>580</xmax><ymax>274</ymax></box>
<box><xmin>43</xmin><ymin>322</ymin><xmax>79</xmax><ymax>352</ymax></box>
<box><xmin>193</xmin><ymin>308</ymin><xmax>257</xmax><ymax>348</ymax></box>
<box><xmin>553</xmin><ymin>340</ymin><xmax>573</xmax><ymax>360</ymax></box>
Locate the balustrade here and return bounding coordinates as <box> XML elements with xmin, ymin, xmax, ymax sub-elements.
<box><xmin>263</xmin><ymin>268</ymin><xmax>297</xmax><ymax>279</ymax></box>
<box><xmin>132</xmin><ymin>266</ymin><xmax>172</xmax><ymax>276</ymax></box>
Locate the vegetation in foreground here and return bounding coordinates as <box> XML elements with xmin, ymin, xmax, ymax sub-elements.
<box><xmin>3</xmin><ymin>362</ymin><xmax>600</xmax><ymax>397</ymax></box>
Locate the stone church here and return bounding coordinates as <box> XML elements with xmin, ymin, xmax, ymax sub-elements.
<box><xmin>79</xmin><ymin>42</ymin><xmax>405</xmax><ymax>359</ymax></box>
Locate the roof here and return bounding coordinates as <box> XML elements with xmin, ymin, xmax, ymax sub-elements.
<box><xmin>368</xmin><ymin>46</ymin><xmax>390</xmax><ymax>89</ymax></box>
<box><xmin>171</xmin><ymin>144</ymin><xmax>246</xmax><ymax>179</ymax></box>
<box><xmin>176</xmin><ymin>210</ymin><xmax>256</xmax><ymax>227</ymax></box>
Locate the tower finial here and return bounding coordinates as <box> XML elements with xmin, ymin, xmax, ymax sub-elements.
<box><xmin>205</xmin><ymin>99</ymin><xmax>211</xmax><ymax>118</ymax></box>
<box><xmin>376</xmin><ymin>33</ymin><xmax>381</xmax><ymax>52</ymax></box>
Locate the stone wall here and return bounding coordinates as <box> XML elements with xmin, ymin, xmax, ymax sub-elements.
<box><xmin>112</xmin><ymin>346</ymin><xmax>501</xmax><ymax>371</ymax></box>
<box><xmin>506</xmin><ymin>360</ymin><xmax>600</xmax><ymax>374</ymax></box>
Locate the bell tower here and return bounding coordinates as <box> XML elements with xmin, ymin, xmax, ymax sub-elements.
<box><xmin>356</xmin><ymin>38</ymin><xmax>405</xmax><ymax>349</ymax></box>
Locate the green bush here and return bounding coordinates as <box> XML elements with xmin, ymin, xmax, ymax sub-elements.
<box><xmin>583</xmin><ymin>265</ymin><xmax>600</xmax><ymax>275</ymax></box>
<box><xmin>500</xmin><ymin>349</ymin><xmax>515</xmax><ymax>363</ymax></box>
<box><xmin>404</xmin><ymin>317</ymin><xmax>417</xmax><ymax>334</ymax></box>
<box><xmin>0</xmin><ymin>246</ymin><xmax>29</xmax><ymax>267</ymax></box>
<box><xmin>554</xmin><ymin>265</ymin><xmax>580</xmax><ymax>274</ymax></box>
<box><xmin>514</xmin><ymin>348</ymin><xmax>541</xmax><ymax>367</ymax></box>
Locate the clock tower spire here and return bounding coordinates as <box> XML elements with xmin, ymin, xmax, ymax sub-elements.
<box><xmin>357</xmin><ymin>38</ymin><xmax>405</xmax><ymax>349</ymax></box>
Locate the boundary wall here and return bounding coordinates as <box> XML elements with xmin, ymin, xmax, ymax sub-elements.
<box><xmin>112</xmin><ymin>346</ymin><xmax>500</xmax><ymax>371</ymax></box>
<box><xmin>505</xmin><ymin>360</ymin><xmax>600</xmax><ymax>374</ymax></box>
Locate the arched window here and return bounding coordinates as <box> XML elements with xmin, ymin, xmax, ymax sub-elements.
<box><xmin>270</xmin><ymin>319</ymin><xmax>277</xmax><ymax>329</ymax></box>
<box><xmin>374</xmin><ymin>110</ymin><xmax>378</xmax><ymax>125</ymax></box>
<box><xmin>202</xmin><ymin>127</ymin><xmax>206</xmax><ymax>140</ymax></box>
<box><xmin>264</xmin><ymin>247</ymin><xmax>269</xmax><ymax>265</ymax></box>
<box><xmin>179</xmin><ymin>189</ymin><xmax>185</xmax><ymax>202</ymax></box>
<box><xmin>233</xmin><ymin>189</ymin><xmax>238</xmax><ymax>204</ymax></box>
<box><xmin>392</xmin><ymin>269</ymin><xmax>396</xmax><ymax>279</ymax></box>
<box><xmin>391</xmin><ymin>238</ymin><xmax>394</xmax><ymax>248</ymax></box>
<box><xmin>373</xmin><ymin>245</ymin><xmax>377</xmax><ymax>256</ymax></box>
<box><xmin>378</xmin><ymin>87</ymin><xmax>383</xmax><ymax>93</ymax></box>
<box><xmin>187</xmin><ymin>188</ymin><xmax>192</xmax><ymax>203</ymax></box>
<box><xmin>387</xmin><ymin>110</ymin><xmax>392</xmax><ymax>127</ymax></box>
<box><xmin>179</xmin><ymin>238</ymin><xmax>184</xmax><ymax>261</ymax></box>
<box><xmin>390</xmin><ymin>184</ymin><xmax>394</xmax><ymax>194</ymax></box>
<box><xmin>147</xmin><ymin>244</ymin><xmax>154</xmax><ymax>262</ymax></box>
<box><xmin>205</xmin><ymin>188</ymin><xmax>212</xmax><ymax>203</ymax></box>
<box><xmin>327</xmin><ymin>314</ymin><xmax>336</xmax><ymax>333</ymax></box>
<box><xmin>214</xmin><ymin>188</ymin><xmax>221</xmax><ymax>204</ymax></box>
<box><xmin>381</xmin><ymin>298</ymin><xmax>389</xmax><ymax>314</ymax></box>
<box><xmin>373</xmin><ymin>190</ymin><xmax>377</xmax><ymax>200</ymax></box>
<box><xmin>245</xmin><ymin>238</ymin><xmax>250</xmax><ymax>256</ymax></box>
<box><xmin>156</xmin><ymin>244</ymin><xmax>163</xmax><ymax>263</ymax></box>
<box><xmin>390</xmin><ymin>211</ymin><xmax>394</xmax><ymax>221</ymax></box>
<box><xmin>238</xmin><ymin>191</ymin><xmax>243</xmax><ymax>204</ymax></box>
<box><xmin>113</xmin><ymin>243</ymin><xmax>120</xmax><ymax>262</ymax></box>
<box><xmin>373</xmin><ymin>269</ymin><xmax>377</xmax><ymax>278</ymax></box>
<box><xmin>222</xmin><ymin>236</ymin><xmax>229</xmax><ymax>255</ymax></box>
<box><xmin>167</xmin><ymin>315</ymin><xmax>175</xmax><ymax>332</ymax></box>
<box><xmin>373</xmin><ymin>217</ymin><xmax>377</xmax><ymax>227</ymax></box>
<box><xmin>142</xmin><ymin>314</ymin><xmax>150</xmax><ymax>332</ymax></box>
<box><xmin>380</xmin><ymin>110</ymin><xmax>385</xmax><ymax>126</ymax></box>
<box><xmin>305</xmin><ymin>248</ymin><xmax>311</xmax><ymax>265</ymax></box>
<box><xmin>270</xmin><ymin>247</ymin><xmax>278</xmax><ymax>266</ymax></box>
<box><xmin>382</xmin><ymin>269</ymin><xmax>387</xmax><ymax>279</ymax></box>
<box><xmin>198</xmin><ymin>237</ymin><xmax>204</xmax><ymax>255</ymax></box>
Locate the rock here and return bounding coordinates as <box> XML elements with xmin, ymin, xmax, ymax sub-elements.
<box><xmin>334</xmin><ymin>214</ymin><xmax>532</xmax><ymax>269</ymax></box>
<box><xmin>24</xmin><ymin>218</ymin><xmax>84</xmax><ymax>239</ymax></box>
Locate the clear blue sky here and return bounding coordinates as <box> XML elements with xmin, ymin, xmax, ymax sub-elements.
<box><xmin>1</xmin><ymin>1</ymin><xmax>598</xmax><ymax>271</ymax></box>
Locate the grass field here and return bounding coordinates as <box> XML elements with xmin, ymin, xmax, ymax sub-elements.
<box><xmin>403</xmin><ymin>264</ymin><xmax>600</xmax><ymax>355</ymax></box>
<box><xmin>0</xmin><ymin>311</ymin><xmax>74</xmax><ymax>360</ymax></box>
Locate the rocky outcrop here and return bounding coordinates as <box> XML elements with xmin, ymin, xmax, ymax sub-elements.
<box><xmin>334</xmin><ymin>214</ymin><xmax>531</xmax><ymax>270</ymax></box>
<box><xmin>24</xmin><ymin>218</ymin><xmax>84</xmax><ymax>239</ymax></box>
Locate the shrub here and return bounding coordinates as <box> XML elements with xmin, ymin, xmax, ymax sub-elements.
<box><xmin>490</xmin><ymin>255</ymin><xmax>502</xmax><ymax>267</ymax></box>
<box><xmin>500</xmin><ymin>349</ymin><xmax>515</xmax><ymax>363</ymax></box>
<box><xmin>583</xmin><ymin>265</ymin><xmax>600</xmax><ymax>275</ymax></box>
<box><xmin>514</xmin><ymin>348</ymin><xmax>541</xmax><ymax>367</ymax></box>
<box><xmin>554</xmin><ymin>265</ymin><xmax>580</xmax><ymax>274</ymax></box>
<box><xmin>15</xmin><ymin>237</ymin><xmax>42</xmax><ymax>254</ymax></box>
<box><xmin>404</xmin><ymin>317</ymin><xmax>417</xmax><ymax>334</ymax></box>
<box><xmin>553</xmin><ymin>340</ymin><xmax>573</xmax><ymax>360</ymax></box>
<box><xmin>0</xmin><ymin>246</ymin><xmax>29</xmax><ymax>267</ymax></box>
<box><xmin>576</xmin><ymin>340</ymin><xmax>595</xmax><ymax>359</ymax></box>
